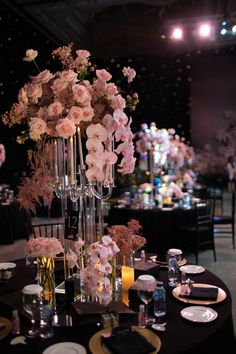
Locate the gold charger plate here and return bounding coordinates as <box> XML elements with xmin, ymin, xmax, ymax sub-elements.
<box><xmin>89</xmin><ymin>325</ymin><xmax>161</xmax><ymax>354</ymax></box>
<box><xmin>0</xmin><ymin>316</ymin><xmax>12</xmax><ymax>340</ymax></box>
<box><xmin>172</xmin><ymin>283</ymin><xmax>227</xmax><ymax>305</ymax></box>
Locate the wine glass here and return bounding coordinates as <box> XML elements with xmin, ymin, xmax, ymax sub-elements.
<box><xmin>22</xmin><ymin>284</ymin><xmax>43</xmax><ymax>337</ymax></box>
<box><xmin>137</xmin><ymin>275</ymin><xmax>156</xmax><ymax>325</ymax></box>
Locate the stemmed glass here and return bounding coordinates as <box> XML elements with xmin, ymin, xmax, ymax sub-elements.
<box><xmin>22</xmin><ymin>284</ymin><xmax>43</xmax><ymax>337</ymax></box>
<box><xmin>137</xmin><ymin>275</ymin><xmax>156</xmax><ymax>325</ymax></box>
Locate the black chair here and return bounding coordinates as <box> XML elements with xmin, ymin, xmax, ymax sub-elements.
<box><xmin>213</xmin><ymin>192</ymin><xmax>235</xmax><ymax>249</ymax></box>
<box><xmin>31</xmin><ymin>221</ymin><xmax>65</xmax><ymax>239</ymax></box>
<box><xmin>178</xmin><ymin>199</ymin><xmax>216</xmax><ymax>264</ymax></box>
<box><xmin>207</xmin><ymin>185</ymin><xmax>224</xmax><ymax>214</ymax></box>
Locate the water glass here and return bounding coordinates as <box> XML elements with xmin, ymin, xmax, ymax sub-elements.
<box><xmin>22</xmin><ymin>284</ymin><xmax>43</xmax><ymax>337</ymax></box>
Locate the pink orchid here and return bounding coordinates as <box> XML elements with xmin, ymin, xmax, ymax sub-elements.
<box><xmin>111</xmin><ymin>94</ymin><xmax>126</xmax><ymax>110</ymax></box>
<box><xmin>86</xmin><ymin>139</ymin><xmax>104</xmax><ymax>155</ymax></box>
<box><xmin>113</xmin><ymin>109</ymin><xmax>128</xmax><ymax>126</ymax></box>
<box><xmin>86</xmin><ymin>124</ymin><xmax>108</xmax><ymax>142</ymax></box>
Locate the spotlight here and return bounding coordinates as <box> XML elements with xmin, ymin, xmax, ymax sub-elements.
<box><xmin>232</xmin><ymin>25</ymin><xmax>236</xmax><ymax>34</ymax></box>
<box><xmin>198</xmin><ymin>23</ymin><xmax>211</xmax><ymax>37</ymax></box>
<box><xmin>221</xmin><ymin>28</ymin><xmax>227</xmax><ymax>35</ymax></box>
<box><xmin>171</xmin><ymin>27</ymin><xmax>183</xmax><ymax>40</ymax></box>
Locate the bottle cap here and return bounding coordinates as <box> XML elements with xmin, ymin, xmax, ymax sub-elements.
<box><xmin>12</xmin><ymin>309</ymin><xmax>18</xmax><ymax>317</ymax></box>
<box><xmin>22</xmin><ymin>284</ymin><xmax>43</xmax><ymax>295</ymax></box>
<box><xmin>139</xmin><ymin>304</ymin><xmax>145</xmax><ymax>311</ymax></box>
<box><xmin>156</xmin><ymin>281</ymin><xmax>163</xmax><ymax>287</ymax></box>
<box><xmin>167</xmin><ymin>248</ymin><xmax>182</xmax><ymax>256</ymax></box>
<box><xmin>137</xmin><ymin>274</ymin><xmax>155</xmax><ymax>284</ymax></box>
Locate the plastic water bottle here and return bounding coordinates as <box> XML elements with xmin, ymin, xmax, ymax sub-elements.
<box><xmin>153</xmin><ymin>281</ymin><xmax>166</xmax><ymax>321</ymax></box>
<box><xmin>168</xmin><ymin>254</ymin><xmax>178</xmax><ymax>287</ymax></box>
<box><xmin>40</xmin><ymin>300</ymin><xmax>54</xmax><ymax>338</ymax></box>
<box><xmin>138</xmin><ymin>304</ymin><xmax>146</xmax><ymax>328</ymax></box>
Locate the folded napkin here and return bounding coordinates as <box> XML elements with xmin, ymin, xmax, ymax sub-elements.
<box><xmin>182</xmin><ymin>286</ymin><xmax>218</xmax><ymax>300</ymax></box>
<box><xmin>102</xmin><ymin>326</ymin><xmax>156</xmax><ymax>354</ymax></box>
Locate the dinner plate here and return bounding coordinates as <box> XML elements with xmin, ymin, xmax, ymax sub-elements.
<box><xmin>0</xmin><ymin>316</ymin><xmax>12</xmax><ymax>340</ymax></box>
<box><xmin>179</xmin><ymin>265</ymin><xmax>205</xmax><ymax>274</ymax></box>
<box><xmin>181</xmin><ymin>306</ymin><xmax>218</xmax><ymax>323</ymax></box>
<box><xmin>0</xmin><ymin>262</ymin><xmax>16</xmax><ymax>270</ymax></box>
<box><xmin>42</xmin><ymin>342</ymin><xmax>87</xmax><ymax>354</ymax></box>
<box><xmin>89</xmin><ymin>325</ymin><xmax>161</xmax><ymax>354</ymax></box>
<box><xmin>172</xmin><ymin>283</ymin><xmax>227</xmax><ymax>305</ymax></box>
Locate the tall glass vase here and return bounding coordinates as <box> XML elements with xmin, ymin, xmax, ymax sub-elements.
<box><xmin>37</xmin><ymin>256</ymin><xmax>56</xmax><ymax>308</ymax></box>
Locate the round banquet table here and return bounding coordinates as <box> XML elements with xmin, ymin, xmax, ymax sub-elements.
<box><xmin>108</xmin><ymin>206</ymin><xmax>195</xmax><ymax>254</ymax></box>
<box><xmin>0</xmin><ymin>259</ymin><xmax>235</xmax><ymax>353</ymax></box>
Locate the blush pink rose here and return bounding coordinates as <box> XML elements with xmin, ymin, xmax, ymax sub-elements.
<box><xmin>51</xmin><ymin>78</ymin><xmax>68</xmax><ymax>93</ymax></box>
<box><xmin>60</xmin><ymin>70</ymin><xmax>78</xmax><ymax>83</ymax></box>
<box><xmin>18</xmin><ymin>88</ymin><xmax>28</xmax><ymax>104</ymax></box>
<box><xmin>29</xmin><ymin>117</ymin><xmax>47</xmax><ymax>140</ymax></box>
<box><xmin>68</xmin><ymin>106</ymin><xmax>84</xmax><ymax>125</ymax></box>
<box><xmin>56</xmin><ymin>117</ymin><xmax>76</xmax><ymax>138</ymax></box>
<box><xmin>25</xmin><ymin>84</ymin><xmax>42</xmax><ymax>104</ymax></box>
<box><xmin>82</xmin><ymin>106</ymin><xmax>94</xmax><ymax>122</ymax></box>
<box><xmin>96</xmin><ymin>69</ymin><xmax>112</xmax><ymax>82</ymax></box>
<box><xmin>32</xmin><ymin>69</ymin><xmax>55</xmax><ymax>84</ymax></box>
<box><xmin>47</xmin><ymin>101</ymin><xmax>64</xmax><ymax>117</ymax></box>
<box><xmin>72</xmin><ymin>84</ymin><xmax>91</xmax><ymax>104</ymax></box>
<box><xmin>76</xmin><ymin>49</ymin><xmax>90</xmax><ymax>59</ymax></box>
<box><xmin>23</xmin><ymin>49</ymin><xmax>38</xmax><ymax>62</ymax></box>
<box><xmin>122</xmin><ymin>66</ymin><xmax>136</xmax><ymax>83</ymax></box>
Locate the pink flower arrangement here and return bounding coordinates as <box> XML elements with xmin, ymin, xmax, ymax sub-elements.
<box><xmin>80</xmin><ymin>235</ymin><xmax>120</xmax><ymax>305</ymax></box>
<box><xmin>2</xmin><ymin>43</ymin><xmax>139</xmax><ymax>211</ymax></box>
<box><xmin>107</xmin><ymin>219</ymin><xmax>146</xmax><ymax>258</ymax></box>
<box><xmin>0</xmin><ymin>144</ymin><xmax>6</xmax><ymax>167</ymax></box>
<box><xmin>25</xmin><ymin>237</ymin><xmax>64</xmax><ymax>258</ymax></box>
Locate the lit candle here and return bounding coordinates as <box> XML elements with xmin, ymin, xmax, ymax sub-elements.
<box><xmin>70</xmin><ymin>137</ymin><xmax>75</xmax><ymax>184</ymax></box>
<box><xmin>121</xmin><ymin>265</ymin><xmax>134</xmax><ymax>306</ymax></box>
<box><xmin>77</xmin><ymin>127</ymin><xmax>84</xmax><ymax>168</ymax></box>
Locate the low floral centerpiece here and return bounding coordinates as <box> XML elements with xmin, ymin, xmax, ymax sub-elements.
<box><xmin>26</xmin><ymin>237</ymin><xmax>64</xmax><ymax>305</ymax></box>
<box><xmin>107</xmin><ymin>219</ymin><xmax>146</xmax><ymax>264</ymax></box>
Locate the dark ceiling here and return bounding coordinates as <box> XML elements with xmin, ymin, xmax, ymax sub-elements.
<box><xmin>3</xmin><ymin>0</ymin><xmax>236</xmax><ymax>57</ymax></box>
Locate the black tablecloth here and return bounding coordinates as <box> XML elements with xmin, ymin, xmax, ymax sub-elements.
<box><xmin>108</xmin><ymin>206</ymin><xmax>195</xmax><ymax>254</ymax></box>
<box><xmin>0</xmin><ymin>259</ymin><xmax>235</xmax><ymax>353</ymax></box>
<box><xmin>0</xmin><ymin>201</ymin><xmax>31</xmax><ymax>244</ymax></box>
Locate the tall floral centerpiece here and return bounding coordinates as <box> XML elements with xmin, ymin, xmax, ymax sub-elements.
<box><xmin>25</xmin><ymin>237</ymin><xmax>64</xmax><ymax>307</ymax></box>
<box><xmin>2</xmin><ymin>44</ymin><xmax>138</xmax><ymax>244</ymax></box>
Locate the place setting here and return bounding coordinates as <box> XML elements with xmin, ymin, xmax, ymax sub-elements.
<box><xmin>172</xmin><ymin>282</ymin><xmax>227</xmax><ymax>305</ymax></box>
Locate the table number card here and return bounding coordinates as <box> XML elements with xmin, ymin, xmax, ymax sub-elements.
<box><xmin>65</xmin><ymin>210</ymin><xmax>79</xmax><ymax>240</ymax></box>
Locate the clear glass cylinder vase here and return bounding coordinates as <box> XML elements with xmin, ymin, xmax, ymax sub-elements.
<box><xmin>37</xmin><ymin>256</ymin><xmax>56</xmax><ymax>308</ymax></box>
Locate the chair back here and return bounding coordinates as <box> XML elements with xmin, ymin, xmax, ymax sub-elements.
<box><xmin>195</xmin><ymin>199</ymin><xmax>214</xmax><ymax>230</ymax></box>
<box><xmin>32</xmin><ymin>221</ymin><xmax>64</xmax><ymax>239</ymax></box>
<box><xmin>231</xmin><ymin>192</ymin><xmax>235</xmax><ymax>220</ymax></box>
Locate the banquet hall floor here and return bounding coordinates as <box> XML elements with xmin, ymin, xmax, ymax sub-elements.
<box><xmin>0</xmin><ymin>191</ymin><xmax>236</xmax><ymax>336</ymax></box>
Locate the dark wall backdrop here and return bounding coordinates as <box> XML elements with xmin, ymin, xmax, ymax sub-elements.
<box><xmin>1</xmin><ymin>2</ymin><xmax>236</xmax><ymax>185</ymax></box>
